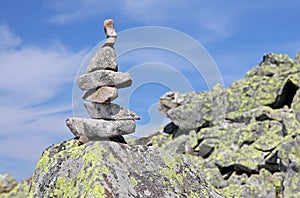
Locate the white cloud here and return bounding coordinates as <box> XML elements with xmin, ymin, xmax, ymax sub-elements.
<box><xmin>0</xmin><ymin>24</ymin><xmax>22</xmax><ymax>49</ymax></box>
<box><xmin>0</xmin><ymin>25</ymin><xmax>86</xmax><ymax>180</ymax></box>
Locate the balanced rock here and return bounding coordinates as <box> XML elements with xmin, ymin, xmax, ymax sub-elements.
<box><xmin>66</xmin><ymin>19</ymin><xmax>138</xmax><ymax>143</ymax></box>
<box><xmin>86</xmin><ymin>46</ymin><xmax>117</xmax><ymax>73</ymax></box>
<box><xmin>66</xmin><ymin>118</ymin><xmax>135</xmax><ymax>140</ymax></box>
<box><xmin>82</xmin><ymin>86</ymin><xmax>118</xmax><ymax>103</ymax></box>
<box><xmin>103</xmin><ymin>19</ymin><xmax>117</xmax><ymax>47</ymax></box>
<box><xmin>104</xmin><ymin>19</ymin><xmax>117</xmax><ymax>38</ymax></box>
<box><xmin>84</xmin><ymin>101</ymin><xmax>140</xmax><ymax>120</ymax></box>
<box><xmin>77</xmin><ymin>70</ymin><xmax>132</xmax><ymax>91</ymax></box>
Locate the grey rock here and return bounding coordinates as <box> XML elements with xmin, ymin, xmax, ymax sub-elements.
<box><xmin>82</xmin><ymin>86</ymin><xmax>118</xmax><ymax>103</ymax></box>
<box><xmin>159</xmin><ymin>84</ymin><xmax>227</xmax><ymax>131</ymax></box>
<box><xmin>78</xmin><ymin>135</ymin><xmax>89</xmax><ymax>145</ymax></box>
<box><xmin>103</xmin><ymin>37</ymin><xmax>116</xmax><ymax>47</ymax></box>
<box><xmin>77</xmin><ymin>70</ymin><xmax>132</xmax><ymax>91</ymax></box>
<box><xmin>292</xmin><ymin>89</ymin><xmax>300</xmax><ymax>122</ymax></box>
<box><xmin>158</xmin><ymin>91</ymin><xmax>184</xmax><ymax>116</ymax></box>
<box><xmin>0</xmin><ymin>174</ymin><xmax>16</xmax><ymax>193</ymax></box>
<box><xmin>84</xmin><ymin>101</ymin><xmax>140</xmax><ymax>120</ymax></box>
<box><xmin>29</xmin><ymin>139</ymin><xmax>225</xmax><ymax>197</ymax></box>
<box><xmin>163</xmin><ymin>134</ymin><xmax>189</xmax><ymax>154</ymax></box>
<box><xmin>66</xmin><ymin>118</ymin><xmax>136</xmax><ymax>140</ymax></box>
<box><xmin>0</xmin><ymin>178</ymin><xmax>31</xmax><ymax>198</ymax></box>
<box><xmin>197</xmin><ymin>143</ymin><xmax>214</xmax><ymax>158</ymax></box>
<box><xmin>86</xmin><ymin>46</ymin><xmax>117</xmax><ymax>73</ymax></box>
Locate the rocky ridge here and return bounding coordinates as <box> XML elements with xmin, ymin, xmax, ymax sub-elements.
<box><xmin>134</xmin><ymin>53</ymin><xmax>300</xmax><ymax>197</ymax></box>
<box><xmin>2</xmin><ymin>20</ymin><xmax>300</xmax><ymax>197</ymax></box>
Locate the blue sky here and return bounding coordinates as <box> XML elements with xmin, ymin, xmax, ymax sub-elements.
<box><xmin>1</xmin><ymin>1</ymin><xmax>300</xmax><ymax>181</ymax></box>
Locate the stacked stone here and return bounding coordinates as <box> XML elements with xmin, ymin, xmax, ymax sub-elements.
<box><xmin>66</xmin><ymin>19</ymin><xmax>139</xmax><ymax>143</ymax></box>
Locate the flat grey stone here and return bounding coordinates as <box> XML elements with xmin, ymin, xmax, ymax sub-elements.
<box><xmin>84</xmin><ymin>101</ymin><xmax>140</xmax><ymax>120</ymax></box>
<box><xmin>102</xmin><ymin>37</ymin><xmax>116</xmax><ymax>47</ymax></box>
<box><xmin>66</xmin><ymin>118</ymin><xmax>136</xmax><ymax>140</ymax></box>
<box><xmin>77</xmin><ymin>70</ymin><xmax>132</xmax><ymax>91</ymax></box>
<box><xmin>82</xmin><ymin>86</ymin><xmax>118</xmax><ymax>103</ymax></box>
<box><xmin>86</xmin><ymin>46</ymin><xmax>118</xmax><ymax>73</ymax></box>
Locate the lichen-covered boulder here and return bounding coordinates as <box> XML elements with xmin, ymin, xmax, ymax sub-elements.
<box><xmin>159</xmin><ymin>84</ymin><xmax>227</xmax><ymax>132</ymax></box>
<box><xmin>29</xmin><ymin>139</ymin><xmax>224</xmax><ymax>197</ymax></box>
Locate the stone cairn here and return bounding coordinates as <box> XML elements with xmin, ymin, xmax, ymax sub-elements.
<box><xmin>66</xmin><ymin>19</ymin><xmax>139</xmax><ymax>144</ymax></box>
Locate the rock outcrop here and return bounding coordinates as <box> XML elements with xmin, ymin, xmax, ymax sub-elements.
<box><xmin>138</xmin><ymin>53</ymin><xmax>300</xmax><ymax>197</ymax></box>
<box><xmin>66</xmin><ymin>19</ymin><xmax>139</xmax><ymax>143</ymax></box>
<box><xmin>28</xmin><ymin>139</ymin><xmax>224</xmax><ymax>197</ymax></box>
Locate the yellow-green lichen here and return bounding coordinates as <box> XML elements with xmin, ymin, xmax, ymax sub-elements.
<box><xmin>187</xmin><ymin>191</ymin><xmax>200</xmax><ymax>198</ymax></box>
<box><xmin>130</xmin><ymin>177</ymin><xmax>138</xmax><ymax>187</ymax></box>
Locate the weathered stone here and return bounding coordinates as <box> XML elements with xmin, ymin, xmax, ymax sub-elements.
<box><xmin>292</xmin><ymin>89</ymin><xmax>300</xmax><ymax>122</ymax></box>
<box><xmin>163</xmin><ymin>134</ymin><xmax>189</xmax><ymax>154</ymax></box>
<box><xmin>283</xmin><ymin>169</ymin><xmax>300</xmax><ymax>197</ymax></box>
<box><xmin>84</xmin><ymin>101</ymin><xmax>140</xmax><ymax>120</ymax></box>
<box><xmin>103</xmin><ymin>36</ymin><xmax>117</xmax><ymax>47</ymax></box>
<box><xmin>0</xmin><ymin>174</ymin><xmax>17</xmax><ymax>193</ymax></box>
<box><xmin>66</xmin><ymin>118</ymin><xmax>136</xmax><ymax>140</ymax></box>
<box><xmin>86</xmin><ymin>46</ymin><xmax>117</xmax><ymax>73</ymax></box>
<box><xmin>252</xmin><ymin>121</ymin><xmax>284</xmax><ymax>151</ymax></box>
<box><xmin>1</xmin><ymin>178</ymin><xmax>31</xmax><ymax>198</ymax></box>
<box><xmin>196</xmin><ymin>141</ymin><xmax>215</xmax><ymax>158</ymax></box>
<box><xmin>235</xmin><ymin>145</ymin><xmax>267</xmax><ymax>173</ymax></box>
<box><xmin>104</xmin><ymin>19</ymin><xmax>117</xmax><ymax>38</ymax></box>
<box><xmin>227</xmin><ymin>172</ymin><xmax>248</xmax><ymax>186</ymax></box>
<box><xmin>226</xmin><ymin>106</ymin><xmax>285</xmax><ymax>123</ymax></box>
<box><xmin>158</xmin><ymin>91</ymin><xmax>184</xmax><ymax>116</ymax></box>
<box><xmin>159</xmin><ymin>84</ymin><xmax>227</xmax><ymax>131</ymax></box>
<box><xmin>220</xmin><ymin>169</ymin><xmax>281</xmax><ymax>198</ymax></box>
<box><xmin>77</xmin><ymin>70</ymin><xmax>132</xmax><ymax>91</ymax></box>
<box><xmin>78</xmin><ymin>135</ymin><xmax>89</xmax><ymax>145</ymax></box>
<box><xmin>82</xmin><ymin>86</ymin><xmax>118</xmax><ymax>103</ymax></box>
<box><xmin>29</xmin><ymin>139</ymin><xmax>225</xmax><ymax>197</ymax></box>
<box><xmin>200</xmin><ymin>167</ymin><xmax>228</xmax><ymax>189</ymax></box>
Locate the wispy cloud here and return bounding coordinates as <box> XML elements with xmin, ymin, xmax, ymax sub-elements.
<box><xmin>45</xmin><ymin>0</ymin><xmax>239</xmax><ymax>41</ymax></box>
<box><xmin>0</xmin><ymin>24</ymin><xmax>21</xmax><ymax>49</ymax></box>
<box><xmin>45</xmin><ymin>0</ymin><xmax>113</xmax><ymax>24</ymax></box>
<box><xmin>0</xmin><ymin>24</ymin><xmax>86</xmax><ymax>180</ymax></box>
